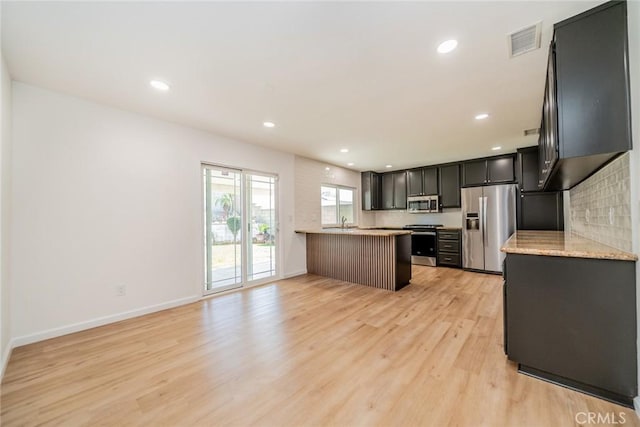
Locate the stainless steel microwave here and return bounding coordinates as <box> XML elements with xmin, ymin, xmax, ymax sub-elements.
<box><xmin>407</xmin><ymin>195</ymin><xmax>440</xmax><ymax>213</ymax></box>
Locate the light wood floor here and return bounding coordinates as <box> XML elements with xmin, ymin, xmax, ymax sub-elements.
<box><xmin>1</xmin><ymin>266</ymin><xmax>638</xmax><ymax>426</ymax></box>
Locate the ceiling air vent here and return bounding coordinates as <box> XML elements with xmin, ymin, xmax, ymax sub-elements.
<box><xmin>508</xmin><ymin>22</ymin><xmax>542</xmax><ymax>58</ymax></box>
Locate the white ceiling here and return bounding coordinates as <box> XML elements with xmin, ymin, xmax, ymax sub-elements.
<box><xmin>2</xmin><ymin>1</ymin><xmax>603</xmax><ymax>172</ymax></box>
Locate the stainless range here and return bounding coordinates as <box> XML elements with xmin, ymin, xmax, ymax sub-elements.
<box><xmin>402</xmin><ymin>224</ymin><xmax>443</xmax><ymax>266</ymax></box>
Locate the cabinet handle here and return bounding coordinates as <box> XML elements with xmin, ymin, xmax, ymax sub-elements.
<box><xmin>542</xmin><ymin>168</ymin><xmax>547</xmax><ymax>173</ymax></box>
<box><xmin>545</xmin><ymin>160</ymin><xmax>551</xmax><ymax>165</ymax></box>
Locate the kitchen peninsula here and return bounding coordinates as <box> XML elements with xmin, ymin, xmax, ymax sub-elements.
<box><xmin>295</xmin><ymin>228</ymin><xmax>412</xmax><ymax>291</ymax></box>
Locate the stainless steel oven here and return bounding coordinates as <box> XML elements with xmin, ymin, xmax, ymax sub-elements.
<box><xmin>403</xmin><ymin>224</ymin><xmax>442</xmax><ymax>266</ymax></box>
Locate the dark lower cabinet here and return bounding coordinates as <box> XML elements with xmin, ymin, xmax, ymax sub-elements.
<box><xmin>437</xmin><ymin>229</ymin><xmax>461</xmax><ymax>268</ymax></box>
<box><xmin>504</xmin><ymin>253</ymin><xmax>637</xmax><ymax>406</ymax></box>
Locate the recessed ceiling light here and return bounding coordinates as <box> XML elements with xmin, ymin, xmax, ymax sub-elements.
<box><xmin>263</xmin><ymin>121</ymin><xmax>275</xmax><ymax>128</ymax></box>
<box><xmin>347</xmin><ymin>162</ymin><xmax>354</xmax><ymax>166</ymax></box>
<box><xmin>475</xmin><ymin>113</ymin><xmax>490</xmax><ymax>120</ymax></box>
<box><xmin>149</xmin><ymin>80</ymin><xmax>170</xmax><ymax>91</ymax></box>
<box><xmin>340</xmin><ymin>148</ymin><xmax>349</xmax><ymax>153</ymax></box>
<box><xmin>385</xmin><ymin>164</ymin><xmax>393</xmax><ymax>168</ymax></box>
<box><xmin>437</xmin><ymin>39</ymin><xmax>458</xmax><ymax>54</ymax></box>
<box><xmin>325</xmin><ymin>167</ymin><xmax>330</xmax><ymax>171</ymax></box>
<box><xmin>492</xmin><ymin>146</ymin><xmax>502</xmax><ymax>151</ymax></box>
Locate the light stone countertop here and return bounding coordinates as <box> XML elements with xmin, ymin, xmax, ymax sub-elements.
<box><xmin>501</xmin><ymin>230</ymin><xmax>638</xmax><ymax>262</ymax></box>
<box><xmin>295</xmin><ymin>228</ymin><xmax>412</xmax><ymax>237</ymax></box>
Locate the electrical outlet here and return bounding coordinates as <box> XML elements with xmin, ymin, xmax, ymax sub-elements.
<box><xmin>116</xmin><ymin>285</ymin><xmax>126</xmax><ymax>296</ymax></box>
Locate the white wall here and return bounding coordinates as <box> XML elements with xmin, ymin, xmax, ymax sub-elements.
<box><xmin>627</xmin><ymin>0</ymin><xmax>640</xmax><ymax>409</ymax></box>
<box><xmin>1</xmin><ymin>54</ymin><xmax>13</xmax><ymax>374</ymax></box>
<box><xmin>294</xmin><ymin>155</ymin><xmax>374</xmax><ymax>229</ymax></box>
<box><xmin>11</xmin><ymin>82</ymin><xmax>303</xmax><ymax>344</ymax></box>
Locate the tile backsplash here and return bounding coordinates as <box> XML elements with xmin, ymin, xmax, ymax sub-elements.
<box><xmin>374</xmin><ymin>209</ymin><xmax>463</xmax><ymax>228</ymax></box>
<box><xmin>568</xmin><ymin>153</ymin><xmax>632</xmax><ymax>252</ymax></box>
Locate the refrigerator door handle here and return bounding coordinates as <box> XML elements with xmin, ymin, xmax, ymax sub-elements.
<box><xmin>482</xmin><ymin>196</ymin><xmax>488</xmax><ymax>248</ymax></box>
<box><xmin>478</xmin><ymin>196</ymin><xmax>484</xmax><ymax>243</ymax></box>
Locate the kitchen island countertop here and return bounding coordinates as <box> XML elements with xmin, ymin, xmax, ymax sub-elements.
<box><xmin>295</xmin><ymin>228</ymin><xmax>411</xmax><ymax>236</ymax></box>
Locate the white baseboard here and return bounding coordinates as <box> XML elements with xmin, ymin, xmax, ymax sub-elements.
<box><xmin>12</xmin><ymin>295</ymin><xmax>200</xmax><ymax>348</ymax></box>
<box><xmin>634</xmin><ymin>396</ymin><xmax>640</xmax><ymax>419</ymax></box>
<box><xmin>284</xmin><ymin>269</ymin><xmax>307</xmax><ymax>278</ymax></box>
<box><xmin>0</xmin><ymin>338</ymin><xmax>15</xmax><ymax>381</ymax></box>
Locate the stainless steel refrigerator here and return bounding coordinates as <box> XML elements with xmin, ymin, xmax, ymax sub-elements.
<box><xmin>461</xmin><ymin>184</ymin><xmax>516</xmax><ymax>273</ymax></box>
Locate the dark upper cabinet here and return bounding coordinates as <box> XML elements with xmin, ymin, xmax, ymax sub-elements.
<box><xmin>381</xmin><ymin>173</ymin><xmax>395</xmax><ymax>210</ymax></box>
<box><xmin>381</xmin><ymin>171</ymin><xmax>407</xmax><ymax>210</ymax></box>
<box><xmin>517</xmin><ymin>191</ymin><xmax>564</xmax><ymax>231</ymax></box>
<box><xmin>487</xmin><ymin>157</ymin><xmax>515</xmax><ymax>184</ymax></box>
<box><xmin>361</xmin><ymin>171</ymin><xmax>381</xmax><ymax>211</ymax></box>
<box><xmin>516</xmin><ymin>145</ymin><xmax>564</xmax><ymax>231</ymax></box>
<box><xmin>462</xmin><ymin>155</ymin><xmax>515</xmax><ymax>187</ymax></box>
<box><xmin>393</xmin><ymin>172</ymin><xmax>407</xmax><ymax>209</ymax></box>
<box><xmin>438</xmin><ymin>164</ymin><xmax>461</xmax><ymax>208</ymax></box>
<box><xmin>540</xmin><ymin>1</ymin><xmax>632</xmax><ymax>190</ymax></box>
<box><xmin>407</xmin><ymin>169</ymin><xmax>423</xmax><ymax>197</ymax></box>
<box><xmin>462</xmin><ymin>160</ymin><xmax>487</xmax><ymax>187</ymax></box>
<box><xmin>423</xmin><ymin>167</ymin><xmax>438</xmax><ymax>195</ymax></box>
<box><xmin>517</xmin><ymin>147</ymin><xmax>541</xmax><ymax>192</ymax></box>
<box><xmin>407</xmin><ymin>167</ymin><xmax>438</xmax><ymax>196</ymax></box>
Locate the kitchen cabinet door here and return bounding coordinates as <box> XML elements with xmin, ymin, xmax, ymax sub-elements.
<box><xmin>539</xmin><ymin>1</ymin><xmax>632</xmax><ymax>190</ymax></box>
<box><xmin>361</xmin><ymin>171</ymin><xmax>381</xmax><ymax>211</ymax></box>
<box><xmin>407</xmin><ymin>169</ymin><xmax>423</xmax><ymax>197</ymax></box>
<box><xmin>438</xmin><ymin>164</ymin><xmax>461</xmax><ymax>208</ymax></box>
<box><xmin>517</xmin><ymin>191</ymin><xmax>564</xmax><ymax>231</ymax></box>
<box><xmin>517</xmin><ymin>147</ymin><xmax>540</xmax><ymax>192</ymax></box>
<box><xmin>423</xmin><ymin>167</ymin><xmax>439</xmax><ymax>195</ymax></box>
<box><xmin>554</xmin><ymin>1</ymin><xmax>631</xmax><ymax>159</ymax></box>
<box><xmin>505</xmin><ymin>253</ymin><xmax>637</xmax><ymax>404</ymax></box>
<box><xmin>393</xmin><ymin>172</ymin><xmax>407</xmax><ymax>209</ymax></box>
<box><xmin>381</xmin><ymin>173</ymin><xmax>395</xmax><ymax>210</ymax></box>
<box><xmin>462</xmin><ymin>160</ymin><xmax>486</xmax><ymax>187</ymax></box>
<box><xmin>544</xmin><ymin>46</ymin><xmax>558</xmax><ymax>177</ymax></box>
<box><xmin>487</xmin><ymin>156</ymin><xmax>515</xmax><ymax>184</ymax></box>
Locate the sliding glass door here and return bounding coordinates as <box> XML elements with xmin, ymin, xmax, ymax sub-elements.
<box><xmin>247</xmin><ymin>173</ymin><xmax>277</xmax><ymax>282</ymax></box>
<box><xmin>203</xmin><ymin>166</ymin><xmax>243</xmax><ymax>293</ymax></box>
<box><xmin>203</xmin><ymin>165</ymin><xmax>277</xmax><ymax>294</ymax></box>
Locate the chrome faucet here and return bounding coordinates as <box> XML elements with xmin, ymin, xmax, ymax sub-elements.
<box><xmin>341</xmin><ymin>216</ymin><xmax>347</xmax><ymax>229</ymax></box>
